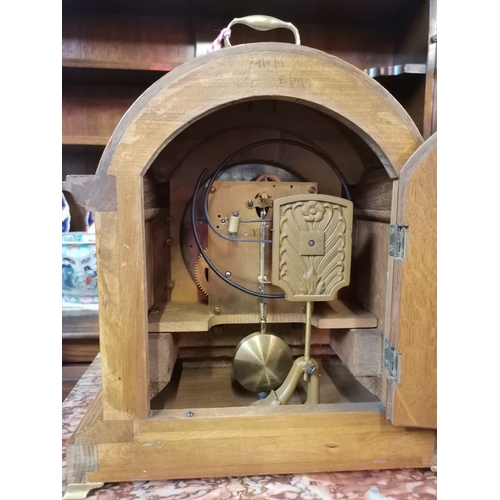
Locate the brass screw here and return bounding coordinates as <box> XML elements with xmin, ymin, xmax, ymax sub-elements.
<box><xmin>167</xmin><ymin>280</ymin><xmax>175</xmax><ymax>289</ymax></box>
<box><xmin>213</xmin><ymin>307</ymin><xmax>222</xmax><ymax>316</ymax></box>
<box><xmin>166</xmin><ymin>238</ymin><xmax>173</xmax><ymax>246</ymax></box>
<box><xmin>166</xmin><ymin>217</ymin><xmax>173</xmax><ymax>224</ymax></box>
<box><xmin>210</xmin><ymin>186</ymin><xmax>216</xmax><ymax>194</ymax></box>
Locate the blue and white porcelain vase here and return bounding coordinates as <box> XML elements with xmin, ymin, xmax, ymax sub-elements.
<box><xmin>62</xmin><ymin>193</ymin><xmax>71</xmax><ymax>233</ymax></box>
<box><xmin>62</xmin><ymin>232</ymin><xmax>98</xmax><ymax>306</ymax></box>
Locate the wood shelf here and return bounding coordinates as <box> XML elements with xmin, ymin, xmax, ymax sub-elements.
<box><xmin>62</xmin><ymin>136</ymin><xmax>109</xmax><ymax>146</ymax></box>
<box><xmin>364</xmin><ymin>63</ymin><xmax>426</xmax><ymax>78</ymax></box>
<box><xmin>62</xmin><ymin>309</ymin><xmax>99</xmax><ymax>339</ymax></box>
<box><xmin>61</xmin><ymin>69</ymin><xmax>166</xmax><ymax>146</ymax></box>
<box><xmin>61</xmin><ymin>301</ymin><xmax>378</xmax><ymax>340</ymax></box>
<box><xmin>61</xmin><ymin>3</ymin><xmax>433</xmax><ymax>143</ymax></box>
<box><xmin>62</xmin><ymin>363</ymin><xmax>91</xmax><ymax>401</ymax></box>
<box><xmin>62</xmin><ymin>67</ymin><xmax>167</xmax><ymax>87</ymax></box>
<box><xmin>62</xmin><ymin>145</ymin><xmax>104</xmax><ymax>188</ymax></box>
<box><xmin>62</xmin><ymin>309</ymin><xmax>99</xmax><ymax>400</ymax></box>
<box><xmin>62</xmin><ymin>84</ymin><xmax>144</xmax><ymax>146</ymax></box>
<box><xmin>62</xmin><ymin>338</ymin><xmax>100</xmax><ymax>362</ymax></box>
<box><xmin>62</xmin><ymin>13</ymin><xmax>195</xmax><ymax>71</ymax></box>
<box><xmin>62</xmin><ymin>11</ymin><xmax>405</xmax><ymax>73</ymax></box>
<box><xmin>62</xmin><ymin>59</ymin><xmax>182</xmax><ymax>72</ymax></box>
<box><xmin>63</xmin><ymin>0</ymin><xmax>421</xmax><ymax>26</ymax></box>
<box><xmin>148</xmin><ymin>301</ymin><xmax>377</xmax><ymax>333</ymax></box>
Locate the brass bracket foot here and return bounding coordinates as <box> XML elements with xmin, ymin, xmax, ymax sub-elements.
<box><xmin>63</xmin><ymin>482</ymin><xmax>104</xmax><ymax>499</ymax></box>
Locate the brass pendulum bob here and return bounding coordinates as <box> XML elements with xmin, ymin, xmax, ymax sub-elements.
<box><xmin>233</xmin><ymin>301</ymin><xmax>293</xmax><ymax>393</ymax></box>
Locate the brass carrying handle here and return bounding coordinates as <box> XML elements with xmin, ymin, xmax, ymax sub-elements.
<box><xmin>224</xmin><ymin>15</ymin><xmax>301</xmax><ymax>47</ymax></box>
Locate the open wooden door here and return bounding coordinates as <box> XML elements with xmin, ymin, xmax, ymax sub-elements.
<box><xmin>386</xmin><ymin>133</ymin><xmax>437</xmax><ymax>428</ymax></box>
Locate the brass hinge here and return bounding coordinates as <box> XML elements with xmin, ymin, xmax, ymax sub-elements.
<box><xmin>389</xmin><ymin>225</ymin><xmax>408</xmax><ymax>260</ymax></box>
<box><xmin>384</xmin><ymin>339</ymin><xmax>401</xmax><ymax>385</ymax></box>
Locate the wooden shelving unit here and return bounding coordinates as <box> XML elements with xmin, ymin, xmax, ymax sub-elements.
<box><xmin>62</xmin><ymin>0</ymin><xmax>436</xmax><ymax>150</ymax></box>
<box><xmin>61</xmin><ymin>0</ymin><xmax>436</xmax><ymax>399</ymax></box>
<box><xmin>62</xmin><ymin>309</ymin><xmax>99</xmax><ymax>400</ymax></box>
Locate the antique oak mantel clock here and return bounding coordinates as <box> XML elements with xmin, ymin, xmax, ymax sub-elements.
<box><xmin>63</xmin><ymin>16</ymin><xmax>436</xmax><ymax>499</ymax></box>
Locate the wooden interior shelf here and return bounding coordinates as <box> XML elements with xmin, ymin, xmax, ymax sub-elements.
<box><xmin>63</xmin><ymin>301</ymin><xmax>378</xmax><ymax>337</ymax></box>
<box><xmin>148</xmin><ymin>301</ymin><xmax>377</xmax><ymax>333</ymax></box>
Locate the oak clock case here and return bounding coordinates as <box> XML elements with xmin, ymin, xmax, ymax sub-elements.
<box><xmin>62</xmin><ymin>18</ymin><xmax>437</xmax><ymax>498</ymax></box>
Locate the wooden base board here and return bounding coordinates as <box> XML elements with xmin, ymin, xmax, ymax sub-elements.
<box><xmin>67</xmin><ymin>362</ymin><xmax>435</xmax><ymax>488</ymax></box>
<box><xmin>67</xmin><ymin>401</ymin><xmax>435</xmax><ymax>484</ymax></box>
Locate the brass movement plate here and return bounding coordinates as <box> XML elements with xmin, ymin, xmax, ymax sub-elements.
<box><xmin>207</xmin><ymin>181</ymin><xmax>316</xmax><ymax>315</ymax></box>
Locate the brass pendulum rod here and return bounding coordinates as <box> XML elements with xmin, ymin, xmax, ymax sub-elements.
<box><xmin>304</xmin><ymin>301</ymin><xmax>313</xmax><ymax>361</ymax></box>
<box><xmin>259</xmin><ymin>211</ymin><xmax>267</xmax><ymax>285</ymax></box>
<box><xmin>260</xmin><ymin>301</ymin><xmax>267</xmax><ymax>335</ymax></box>
<box><xmin>303</xmin><ymin>301</ymin><xmax>313</xmax><ymax>381</ymax></box>
<box><xmin>259</xmin><ymin>209</ymin><xmax>268</xmax><ymax>335</ymax></box>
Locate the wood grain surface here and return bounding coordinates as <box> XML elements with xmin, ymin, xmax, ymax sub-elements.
<box><xmin>330</xmin><ymin>329</ymin><xmax>383</xmax><ymax>376</ymax></box>
<box><xmin>95</xmin><ymin>44</ymin><xmax>422</xmax><ymax>179</ymax></box>
<box><xmin>148</xmin><ymin>300</ymin><xmax>377</xmax><ymax>333</ymax></box>
<box><xmin>389</xmin><ymin>133</ymin><xmax>436</xmax><ymax>428</ymax></box>
<box><xmin>85</xmin><ymin>410</ymin><xmax>435</xmax><ymax>482</ymax></box>
<box><xmin>62</xmin><ymin>339</ymin><xmax>100</xmax><ymax>363</ymax></box>
<box><xmin>95</xmin><ymin>177</ymin><xmax>150</xmax><ymax>421</ymax></box>
<box><xmin>62</xmin><ymin>12</ymin><xmax>398</xmax><ymax>73</ymax></box>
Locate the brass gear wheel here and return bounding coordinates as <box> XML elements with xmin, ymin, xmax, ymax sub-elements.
<box><xmin>194</xmin><ymin>249</ymin><xmax>209</xmax><ymax>296</ymax></box>
<box><xmin>255</xmin><ymin>173</ymin><xmax>281</xmax><ymax>182</ymax></box>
